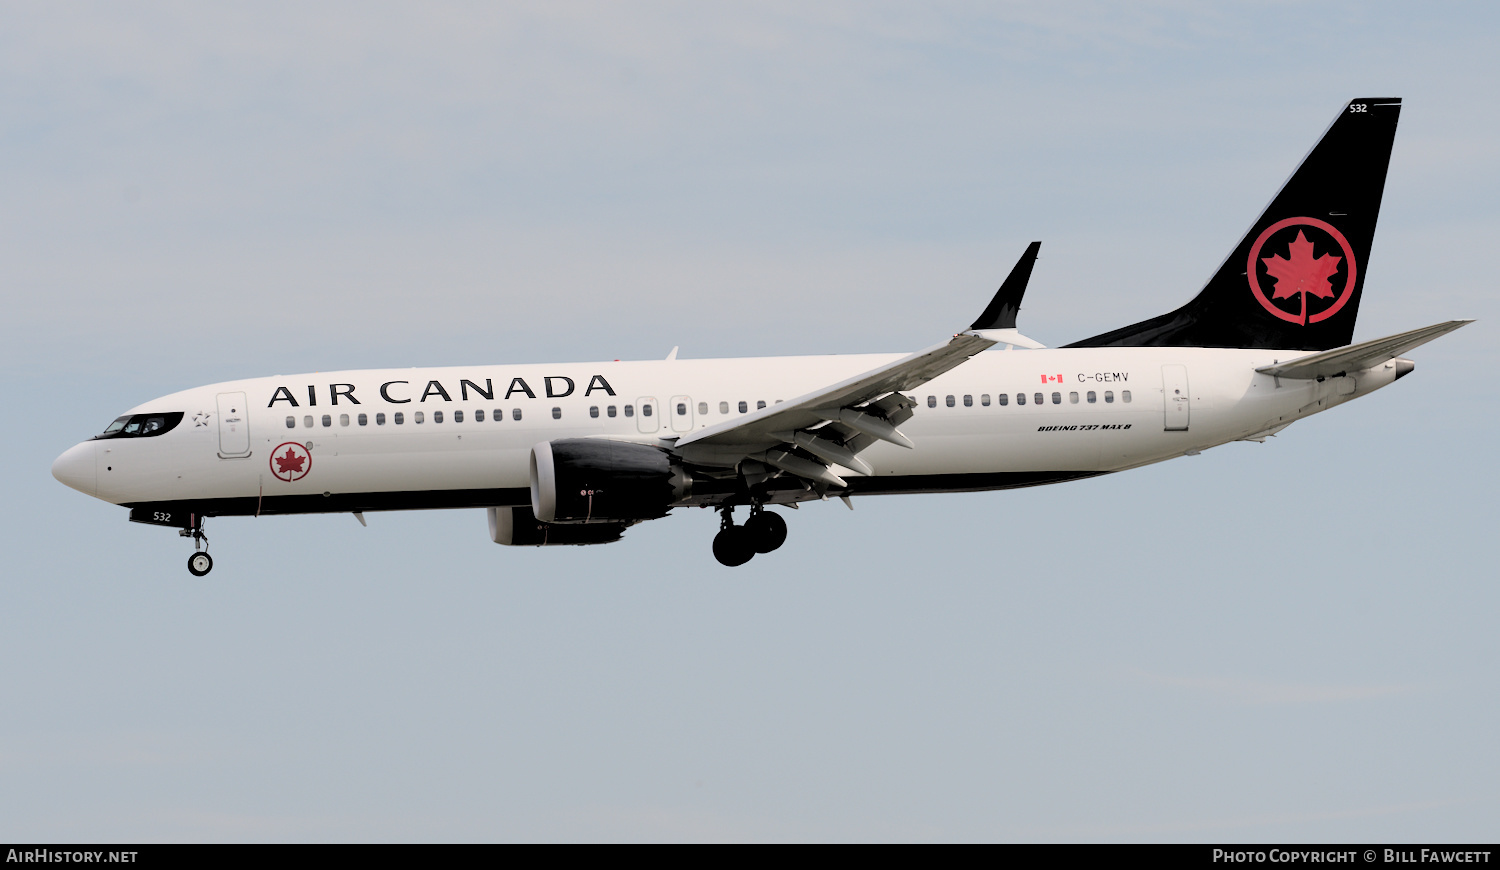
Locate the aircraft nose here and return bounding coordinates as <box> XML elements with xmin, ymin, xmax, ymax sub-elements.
<box><xmin>52</xmin><ymin>442</ymin><xmax>96</xmax><ymax>497</ymax></box>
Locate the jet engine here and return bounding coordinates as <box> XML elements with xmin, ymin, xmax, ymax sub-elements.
<box><xmin>487</xmin><ymin>506</ymin><xmax>628</xmax><ymax>546</ymax></box>
<box><xmin>530</xmin><ymin>439</ymin><xmax>690</xmax><ymax>524</ymax></box>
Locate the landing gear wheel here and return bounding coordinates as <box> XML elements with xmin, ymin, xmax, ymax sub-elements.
<box><xmin>187</xmin><ymin>552</ymin><xmax>214</xmax><ymax>577</ymax></box>
<box><xmin>744</xmin><ymin>510</ymin><xmax>787</xmax><ymax>553</ymax></box>
<box><xmin>712</xmin><ymin>525</ymin><xmax>755</xmax><ymax>567</ymax></box>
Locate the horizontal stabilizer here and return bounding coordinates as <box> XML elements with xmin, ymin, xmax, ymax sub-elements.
<box><xmin>1255</xmin><ymin>320</ymin><xmax>1472</xmax><ymax>379</ymax></box>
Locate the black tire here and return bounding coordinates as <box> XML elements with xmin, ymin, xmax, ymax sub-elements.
<box><xmin>712</xmin><ymin>526</ymin><xmax>755</xmax><ymax>567</ymax></box>
<box><xmin>744</xmin><ymin>511</ymin><xmax>788</xmax><ymax>553</ymax></box>
<box><xmin>187</xmin><ymin>552</ymin><xmax>214</xmax><ymax>577</ymax></box>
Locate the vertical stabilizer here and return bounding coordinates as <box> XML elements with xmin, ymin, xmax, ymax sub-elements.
<box><xmin>1068</xmin><ymin>98</ymin><xmax>1401</xmax><ymax>351</ymax></box>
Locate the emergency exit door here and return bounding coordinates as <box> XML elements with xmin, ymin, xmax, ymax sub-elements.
<box><xmin>670</xmin><ymin>395</ymin><xmax>694</xmax><ymax>433</ymax></box>
<box><xmin>216</xmin><ymin>391</ymin><xmax>252</xmax><ymax>456</ymax></box>
<box><xmin>1162</xmin><ymin>365</ymin><xmax>1190</xmax><ymax>431</ymax></box>
<box><xmin>636</xmin><ymin>397</ymin><xmax>659</xmax><ymax>434</ymax></box>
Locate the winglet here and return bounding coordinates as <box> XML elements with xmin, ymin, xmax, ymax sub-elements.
<box><xmin>970</xmin><ymin>241</ymin><xmax>1040</xmax><ymax>330</ymax></box>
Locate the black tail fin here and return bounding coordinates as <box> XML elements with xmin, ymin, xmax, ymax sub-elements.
<box><xmin>1067</xmin><ymin>98</ymin><xmax>1401</xmax><ymax>351</ymax></box>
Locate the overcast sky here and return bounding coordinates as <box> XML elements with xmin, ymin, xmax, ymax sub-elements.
<box><xmin>3</xmin><ymin>2</ymin><xmax>1497</xmax><ymax>842</ymax></box>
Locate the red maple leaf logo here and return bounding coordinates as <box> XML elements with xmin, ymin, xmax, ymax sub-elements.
<box><xmin>1261</xmin><ymin>230</ymin><xmax>1342</xmax><ymax>324</ymax></box>
<box><xmin>274</xmin><ymin>446</ymin><xmax>306</xmax><ymax>475</ymax></box>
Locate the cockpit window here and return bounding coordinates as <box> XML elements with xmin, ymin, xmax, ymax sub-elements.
<box><xmin>94</xmin><ymin>412</ymin><xmax>184</xmax><ymax>440</ymax></box>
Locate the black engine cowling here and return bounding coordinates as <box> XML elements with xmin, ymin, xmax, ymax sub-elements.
<box><xmin>488</xmin><ymin>506</ymin><xmax>626</xmax><ymax>546</ymax></box>
<box><xmin>531</xmin><ymin>439</ymin><xmax>690</xmax><ymax>523</ymax></box>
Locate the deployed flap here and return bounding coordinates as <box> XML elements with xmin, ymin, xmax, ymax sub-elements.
<box><xmin>1255</xmin><ymin>320</ymin><xmax>1472</xmax><ymax>379</ymax></box>
<box><xmin>674</xmin><ymin>331</ymin><xmax>993</xmax><ymax>458</ymax></box>
<box><xmin>672</xmin><ymin>242</ymin><xmax>1052</xmax><ymax>484</ymax></box>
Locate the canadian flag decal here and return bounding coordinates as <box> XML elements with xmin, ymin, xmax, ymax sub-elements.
<box><xmin>1040</xmin><ymin>374</ymin><xmax>1064</xmax><ymax>384</ymax></box>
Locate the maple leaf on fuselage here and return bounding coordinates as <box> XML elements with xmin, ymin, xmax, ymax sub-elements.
<box><xmin>1262</xmin><ymin>230</ymin><xmax>1341</xmax><ymax>302</ymax></box>
<box><xmin>275</xmin><ymin>447</ymin><xmax>306</xmax><ymax>475</ymax></box>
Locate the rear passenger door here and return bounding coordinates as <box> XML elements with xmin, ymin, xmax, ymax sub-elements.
<box><xmin>1162</xmin><ymin>365</ymin><xmax>1190</xmax><ymax>431</ymax></box>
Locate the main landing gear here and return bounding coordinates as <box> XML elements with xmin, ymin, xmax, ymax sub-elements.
<box><xmin>180</xmin><ymin>517</ymin><xmax>213</xmax><ymax>577</ymax></box>
<box><xmin>712</xmin><ymin>505</ymin><xmax>788</xmax><ymax>567</ymax></box>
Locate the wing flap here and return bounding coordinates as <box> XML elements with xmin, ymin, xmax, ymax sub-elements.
<box><xmin>672</xmin><ymin>242</ymin><xmax>1044</xmax><ymax>488</ymax></box>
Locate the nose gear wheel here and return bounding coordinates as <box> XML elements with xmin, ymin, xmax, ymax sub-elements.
<box><xmin>179</xmin><ymin>516</ymin><xmax>214</xmax><ymax>576</ymax></box>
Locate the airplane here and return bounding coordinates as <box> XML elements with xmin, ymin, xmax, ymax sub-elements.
<box><xmin>52</xmin><ymin>97</ymin><xmax>1471</xmax><ymax>574</ymax></box>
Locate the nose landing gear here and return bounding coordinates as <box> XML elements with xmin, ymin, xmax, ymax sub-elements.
<box><xmin>180</xmin><ymin>517</ymin><xmax>213</xmax><ymax>577</ymax></box>
<box><xmin>711</xmin><ymin>505</ymin><xmax>788</xmax><ymax>567</ymax></box>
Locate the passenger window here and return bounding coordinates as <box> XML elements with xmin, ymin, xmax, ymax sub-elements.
<box><xmin>475</xmin><ymin>409</ymin><xmax>484</xmax><ymax>422</ymax></box>
<box><xmin>394</xmin><ymin>412</ymin><xmax>404</xmax><ymax>424</ymax></box>
<box><xmin>552</xmin><ymin>407</ymin><xmax>562</xmax><ymax>420</ymax></box>
<box><xmin>1016</xmin><ymin>393</ymin><xmax>1026</xmax><ymax>406</ymax></box>
<box><xmin>980</xmin><ymin>394</ymin><xmax>990</xmax><ymax>406</ymax></box>
<box><xmin>643</xmin><ymin>404</ymin><xmax>653</xmax><ymax>417</ymax></box>
<box><xmin>304</xmin><ymin>415</ymin><xmax>314</xmax><ymax>428</ymax></box>
<box><xmin>997</xmin><ymin>393</ymin><xmax>1008</xmax><ymax>406</ymax></box>
<box><xmin>415</xmin><ymin>411</ymin><xmax>425</xmax><ymax>423</ymax></box>
<box><xmin>757</xmin><ymin>400</ymin><xmax>767</xmax><ymax>410</ymax></box>
<box><xmin>376</xmin><ymin>412</ymin><xmax>387</xmax><ymax>425</ymax></box>
<box><xmin>285</xmin><ymin>416</ymin><xmax>295</xmax><ymax>429</ymax></box>
<box><xmin>946</xmin><ymin>395</ymin><xmax>956</xmax><ymax>408</ymax></box>
<box><xmin>676</xmin><ymin>403</ymin><xmax>687</xmax><ymax>416</ymax></box>
<box><xmin>1087</xmin><ymin>391</ymin><xmax>1097</xmax><ymax>404</ymax></box>
<box><xmin>607</xmin><ymin>405</ymin><xmax>617</xmax><ymax>418</ymax></box>
<box><xmin>322</xmin><ymin>414</ymin><xmax>332</xmax><ymax>427</ymax></box>
<box><xmin>454</xmin><ymin>410</ymin><xmax>464</xmax><ymax>423</ymax></box>
<box><xmin>1104</xmin><ymin>391</ymin><xmax>1114</xmax><ymax>403</ymax></box>
<box><xmin>1034</xmin><ymin>393</ymin><xmax>1044</xmax><ymax>405</ymax></box>
<box><xmin>513</xmin><ymin>408</ymin><xmax>522</xmax><ymax>421</ymax></box>
<box><xmin>1122</xmin><ymin>390</ymin><xmax>1132</xmax><ymax>403</ymax></box>
<box><xmin>493</xmin><ymin>409</ymin><xmax>502</xmax><ymax>421</ymax></box>
<box><xmin>927</xmin><ymin>396</ymin><xmax>937</xmax><ymax>408</ymax></box>
<box><xmin>339</xmin><ymin>414</ymin><xmax>350</xmax><ymax>426</ymax></box>
<box><xmin>697</xmin><ymin>402</ymin><xmax>708</xmax><ymax>415</ymax></box>
<box><xmin>589</xmin><ymin>406</ymin><xmax>599</xmax><ymax>418</ymax></box>
<box><xmin>624</xmin><ymin>405</ymin><xmax>634</xmax><ymax>418</ymax></box>
<box><xmin>719</xmin><ymin>401</ymin><xmax>729</xmax><ymax>414</ymax></box>
<box><xmin>433</xmin><ymin>411</ymin><xmax>444</xmax><ymax>423</ymax></box>
<box><xmin>1069</xmin><ymin>392</ymin><xmax>1079</xmax><ymax>404</ymax></box>
<box><xmin>964</xmin><ymin>394</ymin><xmax>973</xmax><ymax>407</ymax></box>
<box><xmin>357</xmin><ymin>413</ymin><xmax>368</xmax><ymax>426</ymax></box>
<box><xmin>738</xmin><ymin>401</ymin><xmax>748</xmax><ymax>413</ymax></box>
<box><xmin>1051</xmin><ymin>392</ymin><xmax>1061</xmax><ymax>404</ymax></box>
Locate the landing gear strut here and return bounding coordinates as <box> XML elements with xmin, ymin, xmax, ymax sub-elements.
<box><xmin>711</xmin><ymin>505</ymin><xmax>787</xmax><ymax>567</ymax></box>
<box><xmin>180</xmin><ymin>517</ymin><xmax>213</xmax><ymax>577</ymax></box>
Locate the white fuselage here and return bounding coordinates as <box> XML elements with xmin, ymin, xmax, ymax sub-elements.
<box><xmin>52</xmin><ymin>345</ymin><xmax>1400</xmax><ymax>516</ymax></box>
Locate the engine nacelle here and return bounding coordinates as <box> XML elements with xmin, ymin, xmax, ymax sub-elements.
<box><xmin>488</xmin><ymin>506</ymin><xmax>627</xmax><ymax>546</ymax></box>
<box><xmin>531</xmin><ymin>439</ymin><xmax>690</xmax><ymax>523</ymax></box>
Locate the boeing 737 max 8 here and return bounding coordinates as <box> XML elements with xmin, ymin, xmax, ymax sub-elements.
<box><xmin>52</xmin><ymin>98</ymin><xmax>1470</xmax><ymax>573</ymax></box>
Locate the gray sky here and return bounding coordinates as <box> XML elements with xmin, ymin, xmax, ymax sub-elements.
<box><xmin>3</xmin><ymin>2</ymin><xmax>1496</xmax><ymax>842</ymax></box>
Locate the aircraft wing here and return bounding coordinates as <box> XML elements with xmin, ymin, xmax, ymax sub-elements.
<box><xmin>1254</xmin><ymin>320</ymin><xmax>1472</xmax><ymax>380</ymax></box>
<box><xmin>672</xmin><ymin>243</ymin><xmax>1042</xmax><ymax>487</ymax></box>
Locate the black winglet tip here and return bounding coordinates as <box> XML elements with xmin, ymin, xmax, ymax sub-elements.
<box><xmin>969</xmin><ymin>241</ymin><xmax>1042</xmax><ymax>331</ymax></box>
